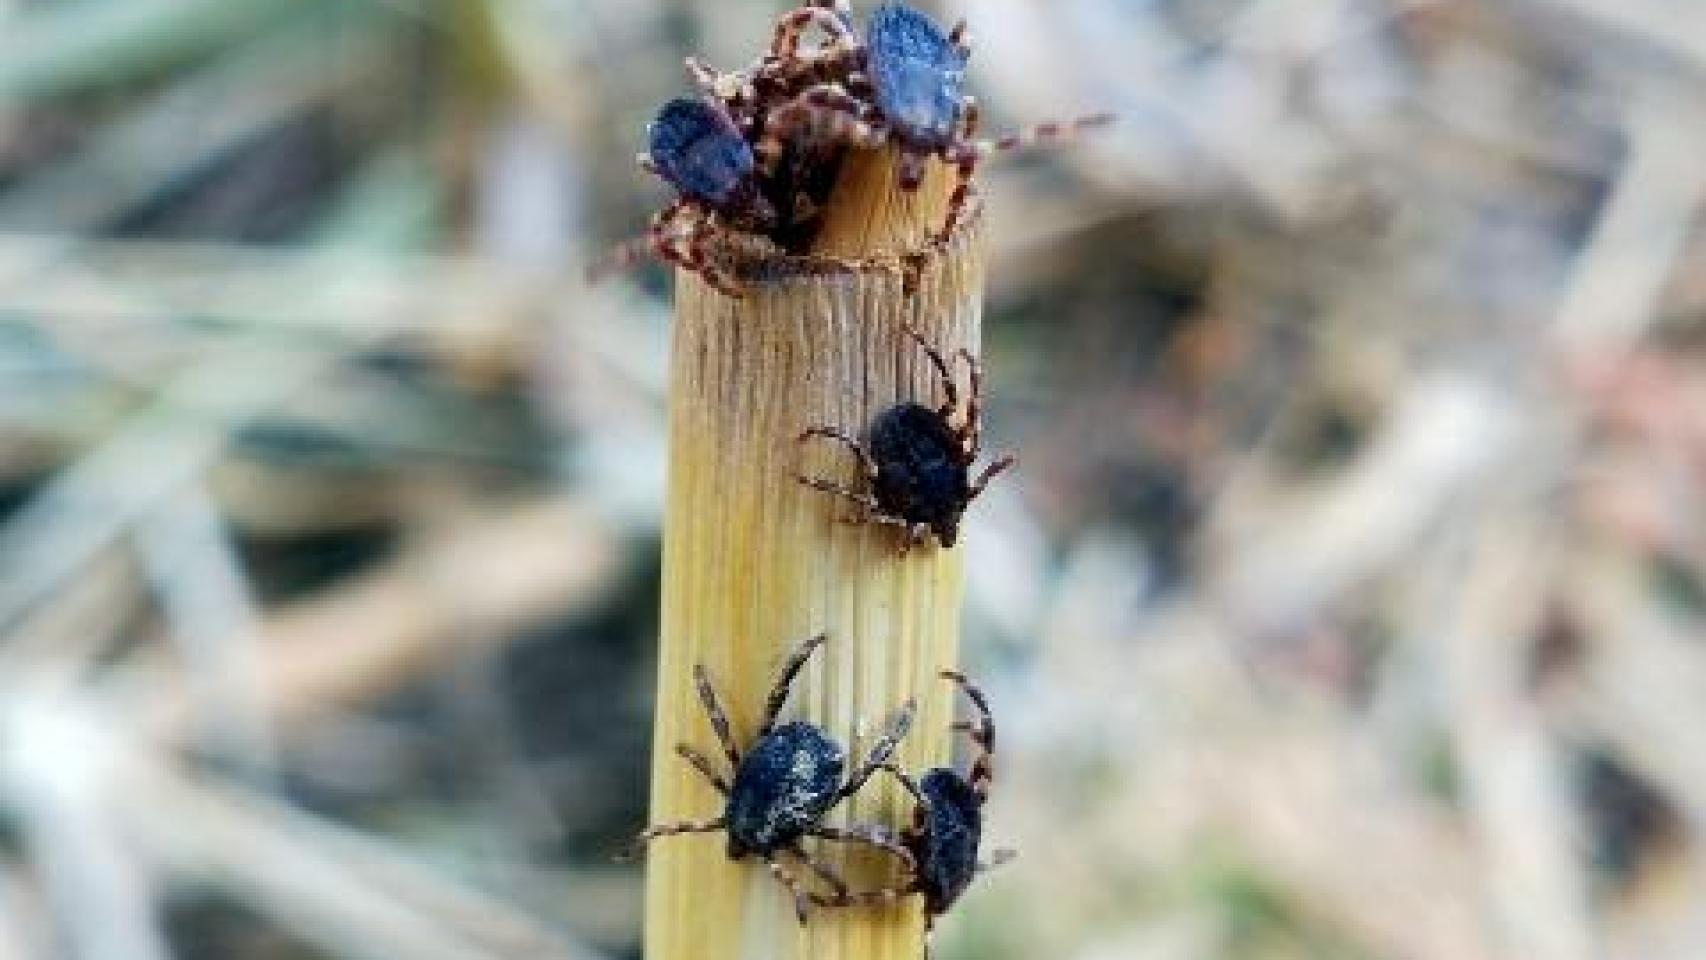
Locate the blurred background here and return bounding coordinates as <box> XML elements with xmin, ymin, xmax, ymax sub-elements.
<box><xmin>2</xmin><ymin>0</ymin><xmax>1705</xmax><ymax>958</ymax></box>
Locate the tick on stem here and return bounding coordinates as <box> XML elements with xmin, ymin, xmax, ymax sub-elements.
<box><xmin>594</xmin><ymin>97</ymin><xmax>781</xmax><ymax>297</ymax></box>
<box><xmin>810</xmin><ymin>671</ymin><xmax>1015</xmax><ymax>955</ymax></box>
<box><xmin>624</xmin><ymin>632</ymin><xmax>918</xmax><ymax>922</ymax></box>
<box><xmin>796</xmin><ymin>326</ymin><xmax>1014</xmax><ymax>553</ymax></box>
<box><xmin>757</xmin><ymin>2</ymin><xmax>1113</xmax><ymax>242</ymax></box>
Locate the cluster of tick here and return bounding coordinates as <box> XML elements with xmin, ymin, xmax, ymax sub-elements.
<box><xmin>628</xmin><ymin>633</ymin><xmax>1009</xmax><ymax>955</ymax></box>
<box><xmin>627</xmin><ymin>330</ymin><xmax>1017</xmax><ymax>955</ymax></box>
<box><xmin>603</xmin><ymin>0</ymin><xmax>1111</xmax><ymax>297</ymax></box>
<box><xmin>619</xmin><ymin>3</ymin><xmax>1095</xmax><ymax>949</ymax></box>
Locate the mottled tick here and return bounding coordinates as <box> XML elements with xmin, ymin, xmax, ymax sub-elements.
<box><xmin>811</xmin><ymin>671</ymin><xmax>1014</xmax><ymax>954</ymax></box>
<box><xmin>758</xmin><ymin>2</ymin><xmax>1112</xmax><ymax>242</ymax></box>
<box><xmin>797</xmin><ymin>327</ymin><xmax>1014</xmax><ymax>552</ymax></box>
<box><xmin>625</xmin><ymin>632</ymin><xmax>918</xmax><ymax>921</ymax></box>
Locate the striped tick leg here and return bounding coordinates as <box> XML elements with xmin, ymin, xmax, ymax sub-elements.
<box><xmin>941</xmin><ymin>670</ymin><xmax>995</xmax><ymax>800</ymax></box>
<box><xmin>692</xmin><ymin>663</ymin><xmax>743</xmax><ymax>771</ymax></box>
<box><xmin>674</xmin><ymin>742</ymin><xmax>730</xmax><ymax>794</ymax></box>
<box><xmin>798</xmin><ymin>425</ymin><xmax>879</xmax><ymax>481</ymax></box>
<box><xmin>678</xmin><ymin>214</ymin><xmax>747</xmax><ymax>299</ymax></box>
<box><xmin>838</xmin><ymin>698</ymin><xmax>918</xmax><ymax>800</ymax></box>
<box><xmin>763</xmin><ymin>855</ymin><xmax>818</xmax><ymax>924</ymax></box>
<box><xmin>757</xmin><ymin>631</ymin><xmax>829</xmax><ymax>737</ymax></box>
<box><xmin>948</xmin><ymin>18</ymin><xmax>971</xmax><ymax>60</ymax></box>
<box><xmin>936</xmin><ymin>112</ymin><xmax>1117</xmax><ymax>241</ymax></box>
<box><xmin>952</xmin><ymin>345</ymin><xmax>982</xmax><ymax>454</ymax></box>
<box><xmin>983</xmin><ymin>112</ymin><xmax>1117</xmax><ymax>155</ymax></box>
<box><xmin>770</xmin><ymin>4</ymin><xmax>857</xmax><ymax>64</ymax></box>
<box><xmin>936</xmin><ymin>140</ymin><xmax>982</xmax><ymax>241</ymax></box>
<box><xmin>621</xmin><ymin>816</ymin><xmax>728</xmax><ymax>860</ymax></box>
<box><xmin>902</xmin><ymin>325</ymin><xmax>960</xmax><ymax>422</ymax></box>
<box><xmin>809</xmin><ymin>824</ymin><xmax>916</xmax><ymax>872</ymax></box>
<box><xmin>585</xmin><ymin>199</ymin><xmax>692</xmax><ymax>282</ymax></box>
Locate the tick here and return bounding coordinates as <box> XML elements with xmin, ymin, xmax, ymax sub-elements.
<box><xmin>681</xmin><ymin>1</ymin><xmax>861</xmax><ymax>249</ymax></box>
<box><xmin>797</xmin><ymin>327</ymin><xmax>1014</xmax><ymax>552</ymax></box>
<box><xmin>626</xmin><ymin>632</ymin><xmax>919</xmax><ymax>921</ymax></box>
<box><xmin>757</xmin><ymin>2</ymin><xmax>1112</xmax><ymax>242</ymax></box>
<box><xmin>810</xmin><ymin>671</ymin><xmax>1014</xmax><ymax>952</ymax></box>
<box><xmin>598</xmin><ymin>97</ymin><xmax>782</xmax><ymax>297</ymax></box>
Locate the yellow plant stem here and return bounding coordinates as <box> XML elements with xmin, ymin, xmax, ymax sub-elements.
<box><xmin>645</xmin><ymin>151</ymin><xmax>983</xmax><ymax>959</ymax></box>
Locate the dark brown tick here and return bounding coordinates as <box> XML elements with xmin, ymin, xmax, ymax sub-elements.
<box><xmin>756</xmin><ymin>2</ymin><xmax>1113</xmax><ymax>242</ymax></box>
<box><xmin>797</xmin><ymin>327</ymin><xmax>1014</xmax><ymax>553</ymax></box>
<box><xmin>624</xmin><ymin>632</ymin><xmax>917</xmax><ymax>922</ymax></box>
<box><xmin>593</xmin><ymin>97</ymin><xmax>782</xmax><ymax>297</ymax></box>
<box><xmin>810</xmin><ymin>671</ymin><xmax>1014</xmax><ymax>957</ymax></box>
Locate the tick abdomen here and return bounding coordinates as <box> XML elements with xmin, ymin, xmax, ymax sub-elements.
<box><xmin>725</xmin><ymin>722</ymin><xmax>847</xmax><ymax>856</ymax></box>
<box><xmin>650</xmin><ymin>98</ymin><xmax>753</xmax><ymax>205</ymax></box>
<box><xmin>870</xmin><ymin>402</ymin><xmax>968</xmax><ymax>520</ymax></box>
<box><xmin>917</xmin><ymin>768</ymin><xmax>983</xmax><ymax>914</ymax></box>
<box><xmin>867</xmin><ymin>2</ymin><xmax>965</xmax><ymax>145</ymax></box>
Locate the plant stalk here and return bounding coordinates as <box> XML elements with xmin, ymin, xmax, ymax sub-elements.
<box><xmin>645</xmin><ymin>151</ymin><xmax>983</xmax><ymax>959</ymax></box>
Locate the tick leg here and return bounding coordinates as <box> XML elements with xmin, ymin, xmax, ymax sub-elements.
<box><xmin>770</xmin><ymin>6</ymin><xmax>855</xmax><ymax>63</ymax></box>
<box><xmin>797</xmin><ymin>474</ymin><xmax>882</xmax><ymax>513</ymax></box>
<box><xmin>684</xmin><ymin>55</ymin><xmax>720</xmax><ymax>94</ymax></box>
<box><xmin>966</xmin><ymin>455</ymin><xmax>1015</xmax><ymax>505</ymax></box>
<box><xmin>585</xmin><ymin>235</ymin><xmax>651</xmax><ymax>284</ymax></box>
<box><xmin>977</xmin><ymin>848</ymin><xmax>1018</xmax><ymax>873</ymax></box>
<box><xmin>954</xmin><ymin>347</ymin><xmax>983</xmax><ymax>455</ymax></box>
<box><xmin>942</xmin><ymin>670</ymin><xmax>996</xmax><ymax>801</ymax></box>
<box><xmin>585</xmin><ymin>199</ymin><xmax>687</xmax><ymax>283</ymax></box>
<box><xmin>938</xmin><ymin>143</ymin><xmax>981</xmax><ymax>242</ymax></box>
<box><xmin>674</xmin><ymin>742</ymin><xmax>730</xmax><ymax>794</ymax></box>
<box><xmin>757</xmin><ymin>632</ymin><xmax>829</xmax><ymax>737</ymax></box>
<box><xmin>808</xmin><ymin>824</ymin><xmax>915</xmax><ymax>872</ymax></box>
<box><xmin>797</xmin><ymin>476</ymin><xmax>922</xmax><ymax>549</ymax></box>
<box><xmin>841</xmin><ymin>513</ymin><xmax>917</xmax><ymax>535</ymax></box>
<box><xmin>984</xmin><ymin>112</ymin><xmax>1117</xmax><ymax>155</ymax></box>
<box><xmin>902</xmin><ymin>326</ymin><xmax>959</xmax><ymax>421</ymax></box>
<box><xmin>808</xmin><ymin>885</ymin><xmax>913</xmax><ymax>911</ymax></box>
<box><xmin>840</xmin><ymin>511</ymin><xmax>926</xmax><ymax>554</ymax></box>
<box><xmin>762</xmin><ymin>855</ymin><xmax>815</xmax><ymax>925</ymax></box>
<box><xmin>622</xmin><ymin>816</ymin><xmax>728</xmax><ymax>859</ymax></box>
<box><xmin>958</xmin><ymin>95</ymin><xmax>981</xmax><ymax>139</ymax></box>
<box><xmin>874</xmin><ymin>761</ymin><xmax>928</xmax><ymax>807</ymax></box>
<box><xmin>692</xmin><ymin>664</ymin><xmax>744</xmax><ymax>770</ymax></box>
<box><xmin>840</xmin><ymin>697</ymin><xmax>917</xmax><ymax>799</ymax></box>
<box><xmin>652</xmin><ymin>202</ymin><xmax>713</xmax><ymax>282</ymax></box>
<box><xmin>897</xmin><ymin>146</ymin><xmax>929</xmax><ymax>191</ymax></box>
<box><xmin>787</xmin><ymin>844</ymin><xmax>850</xmax><ymax>897</ymax></box>
<box><xmin>682</xmin><ymin>217</ymin><xmax>747</xmax><ymax>299</ymax></box>
<box><xmin>798</xmin><ymin>426</ymin><xmax>878</xmax><ymax>480</ymax></box>
<box><xmin>809</xmin><ymin>0</ymin><xmax>852</xmax><ymax>20</ymax></box>
<box><xmin>948</xmin><ymin>18</ymin><xmax>971</xmax><ymax>60</ymax></box>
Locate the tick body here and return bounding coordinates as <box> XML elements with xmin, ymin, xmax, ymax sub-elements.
<box><xmin>648</xmin><ymin>97</ymin><xmax>768</xmax><ymax>215</ymax></box>
<box><xmin>626</xmin><ymin>633</ymin><xmax>918</xmax><ymax>921</ymax></box>
<box><xmin>798</xmin><ymin>327</ymin><xmax>1014</xmax><ymax>552</ymax></box>
<box><xmin>602</xmin><ymin>97</ymin><xmax>782</xmax><ymax>297</ymax></box>
<box><xmin>865</xmin><ymin>2</ymin><xmax>965</xmax><ymax>151</ymax></box>
<box><xmin>910</xmin><ymin>767</ymin><xmax>983</xmax><ymax>914</ymax></box>
<box><xmin>757</xmin><ymin>2</ymin><xmax>1113</xmax><ymax>242</ymax></box>
<box><xmin>724</xmin><ymin>720</ymin><xmax>844</xmax><ymax>858</ymax></box>
<box><xmin>810</xmin><ymin>671</ymin><xmax>1013</xmax><ymax>955</ymax></box>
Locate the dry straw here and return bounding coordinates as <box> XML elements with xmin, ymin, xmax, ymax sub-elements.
<box><xmin>644</xmin><ymin>152</ymin><xmax>983</xmax><ymax>959</ymax></box>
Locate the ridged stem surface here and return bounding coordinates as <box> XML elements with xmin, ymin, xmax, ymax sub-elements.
<box><xmin>646</xmin><ymin>165</ymin><xmax>983</xmax><ymax>959</ymax></box>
